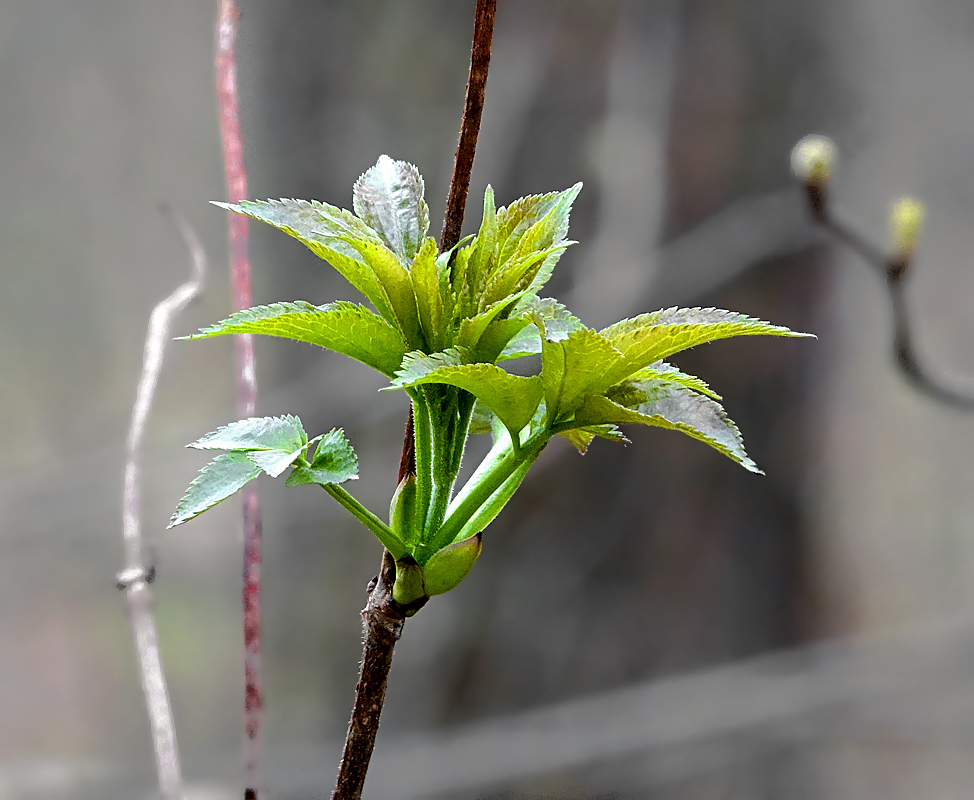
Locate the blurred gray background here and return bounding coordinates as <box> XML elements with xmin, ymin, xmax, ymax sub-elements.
<box><xmin>4</xmin><ymin>0</ymin><xmax>974</xmax><ymax>798</ymax></box>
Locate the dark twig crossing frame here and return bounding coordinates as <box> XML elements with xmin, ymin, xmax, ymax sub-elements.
<box><xmin>333</xmin><ymin>2</ymin><xmax>498</xmax><ymax>798</ymax></box>
<box><xmin>800</xmin><ymin>182</ymin><xmax>974</xmax><ymax>411</ymax></box>
<box><xmin>216</xmin><ymin>2</ymin><xmax>266</xmax><ymax>797</ymax></box>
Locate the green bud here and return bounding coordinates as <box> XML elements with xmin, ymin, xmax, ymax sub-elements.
<box><xmin>889</xmin><ymin>197</ymin><xmax>925</xmax><ymax>259</ymax></box>
<box><xmin>392</xmin><ymin>556</ymin><xmax>427</xmax><ymax>607</ymax></box>
<box><xmin>389</xmin><ymin>474</ymin><xmax>420</xmax><ymax>544</ymax></box>
<box><xmin>422</xmin><ymin>534</ymin><xmax>482</xmax><ymax>596</ymax></box>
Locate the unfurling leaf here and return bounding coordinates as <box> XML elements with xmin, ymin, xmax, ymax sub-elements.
<box><xmin>189</xmin><ymin>301</ymin><xmax>408</xmax><ymax>377</ymax></box>
<box><xmin>352</xmin><ymin>155</ymin><xmax>430</xmax><ymax>263</ymax></box>
<box><xmin>285</xmin><ymin>429</ymin><xmax>359</xmax><ymax>487</ymax></box>
<box><xmin>168</xmin><ymin>452</ymin><xmax>261</xmax><ymax>528</ymax></box>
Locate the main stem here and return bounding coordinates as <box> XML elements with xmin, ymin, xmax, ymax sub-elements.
<box><xmin>332</xmin><ymin>2</ymin><xmax>498</xmax><ymax>798</ymax></box>
<box><xmin>216</xmin><ymin>2</ymin><xmax>265</xmax><ymax>798</ymax></box>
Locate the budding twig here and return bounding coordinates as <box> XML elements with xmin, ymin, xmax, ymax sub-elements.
<box><xmin>792</xmin><ymin>135</ymin><xmax>974</xmax><ymax>410</ymax></box>
<box><xmin>335</xmin><ymin>2</ymin><xmax>499</xmax><ymax>799</ymax></box>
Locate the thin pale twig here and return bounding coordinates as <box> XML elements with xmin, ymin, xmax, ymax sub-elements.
<box><xmin>119</xmin><ymin>206</ymin><xmax>205</xmax><ymax>800</ymax></box>
<box><xmin>216</xmin><ymin>2</ymin><xmax>265</xmax><ymax>797</ymax></box>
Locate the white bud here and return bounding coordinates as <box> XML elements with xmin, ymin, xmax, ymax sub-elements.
<box><xmin>790</xmin><ymin>135</ymin><xmax>836</xmax><ymax>183</ymax></box>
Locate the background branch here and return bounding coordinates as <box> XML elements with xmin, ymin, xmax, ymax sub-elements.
<box><xmin>804</xmin><ymin>189</ymin><xmax>974</xmax><ymax>410</ymax></box>
<box><xmin>215</xmin><ymin>2</ymin><xmax>265</xmax><ymax>797</ymax></box>
<box><xmin>119</xmin><ymin>207</ymin><xmax>205</xmax><ymax>800</ymax></box>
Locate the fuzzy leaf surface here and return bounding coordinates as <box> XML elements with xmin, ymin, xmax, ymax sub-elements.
<box><xmin>168</xmin><ymin>452</ymin><xmax>262</xmax><ymax>528</ymax></box>
<box><xmin>500</xmin><ymin>297</ymin><xmax>583</xmax><ymax>359</ymax></box>
<box><xmin>352</xmin><ymin>155</ymin><xmax>430</xmax><ymax>263</ymax></box>
<box><xmin>632</xmin><ymin>361</ymin><xmax>721</xmax><ymax>400</ymax></box>
<box><xmin>189</xmin><ymin>301</ymin><xmax>408</xmax><ymax>377</ymax></box>
<box><xmin>213</xmin><ymin>199</ymin><xmax>390</xmax><ymax>315</ymax></box>
<box><xmin>394</xmin><ymin>352</ymin><xmax>543</xmax><ymax>436</ymax></box>
<box><xmin>599</xmin><ymin>307</ymin><xmax>811</xmax><ymax>386</ymax></box>
<box><xmin>285</xmin><ymin>429</ymin><xmax>359</xmax><ymax>487</ymax></box>
<box><xmin>575</xmin><ymin>381</ymin><xmax>760</xmax><ymax>473</ymax></box>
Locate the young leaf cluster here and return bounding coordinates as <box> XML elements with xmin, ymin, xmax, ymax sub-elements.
<box><xmin>172</xmin><ymin>155</ymin><xmax>811</xmax><ymax>606</ymax></box>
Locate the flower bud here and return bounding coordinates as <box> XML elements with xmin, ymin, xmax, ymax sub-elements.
<box><xmin>790</xmin><ymin>135</ymin><xmax>836</xmax><ymax>183</ymax></box>
<box><xmin>889</xmin><ymin>197</ymin><xmax>925</xmax><ymax>259</ymax></box>
<box><xmin>422</xmin><ymin>534</ymin><xmax>482</xmax><ymax>596</ymax></box>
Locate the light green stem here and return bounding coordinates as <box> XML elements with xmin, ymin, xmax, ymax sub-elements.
<box><xmin>409</xmin><ymin>389</ymin><xmax>434</xmax><ymax>533</ymax></box>
<box><xmin>433</xmin><ymin>430</ymin><xmax>548</xmax><ymax>550</ymax></box>
<box><xmin>322</xmin><ymin>484</ymin><xmax>407</xmax><ymax>560</ymax></box>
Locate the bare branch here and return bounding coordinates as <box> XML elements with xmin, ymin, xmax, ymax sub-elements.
<box><xmin>119</xmin><ymin>206</ymin><xmax>205</xmax><ymax>800</ymax></box>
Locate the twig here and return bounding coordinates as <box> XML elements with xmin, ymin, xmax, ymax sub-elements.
<box><xmin>801</xmin><ymin>187</ymin><xmax>974</xmax><ymax>410</ymax></box>
<box><xmin>439</xmin><ymin>0</ymin><xmax>498</xmax><ymax>253</ymax></box>
<box><xmin>335</xmin><ymin>2</ymin><xmax>499</xmax><ymax>798</ymax></box>
<box><xmin>119</xmin><ymin>207</ymin><xmax>205</xmax><ymax>800</ymax></box>
<box><xmin>216</xmin><ymin>2</ymin><xmax>265</xmax><ymax>797</ymax></box>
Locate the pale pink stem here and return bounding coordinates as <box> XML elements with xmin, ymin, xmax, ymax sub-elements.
<box><xmin>216</xmin><ymin>2</ymin><xmax>264</xmax><ymax>797</ymax></box>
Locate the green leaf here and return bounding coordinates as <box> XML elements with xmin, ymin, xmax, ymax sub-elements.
<box><xmin>599</xmin><ymin>307</ymin><xmax>812</xmax><ymax>387</ymax></box>
<box><xmin>575</xmin><ymin>382</ymin><xmax>761</xmax><ymax>473</ymax></box>
<box><xmin>188</xmin><ymin>414</ymin><xmax>307</xmax><ymax>453</ymax></box>
<box><xmin>248</xmin><ymin>435</ymin><xmax>321</xmax><ymax>478</ymax></box>
<box><xmin>168</xmin><ymin>452</ymin><xmax>262</xmax><ymax>528</ymax></box>
<box><xmin>539</xmin><ymin>327</ymin><xmax>624</xmax><ymax>421</ymax></box>
<box><xmin>410</xmin><ymin>238</ymin><xmax>447</xmax><ymax>351</ymax></box>
<box><xmin>213</xmin><ymin>199</ymin><xmax>393</xmax><ymax>319</ymax></box>
<box><xmin>188</xmin><ymin>301</ymin><xmax>408</xmax><ymax>377</ymax></box>
<box><xmin>285</xmin><ymin>428</ymin><xmax>359</xmax><ymax>487</ymax></box>
<box><xmin>352</xmin><ymin>155</ymin><xmax>430</xmax><ymax>263</ymax></box>
<box><xmin>330</xmin><ymin>236</ymin><xmax>422</xmax><ymax>347</ymax></box>
<box><xmin>393</xmin><ymin>351</ymin><xmax>543</xmax><ymax>438</ymax></box>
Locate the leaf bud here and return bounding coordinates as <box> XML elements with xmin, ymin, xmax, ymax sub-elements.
<box><xmin>790</xmin><ymin>134</ymin><xmax>836</xmax><ymax>183</ymax></box>
<box><xmin>889</xmin><ymin>196</ymin><xmax>925</xmax><ymax>260</ymax></box>
<box><xmin>388</xmin><ymin>473</ymin><xmax>420</xmax><ymax>544</ymax></box>
<box><xmin>422</xmin><ymin>534</ymin><xmax>482</xmax><ymax>596</ymax></box>
<box><xmin>392</xmin><ymin>556</ymin><xmax>427</xmax><ymax>607</ymax></box>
